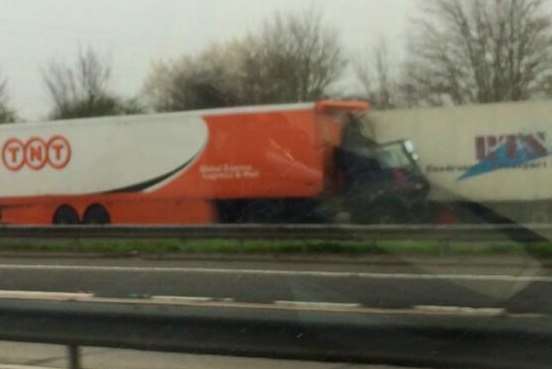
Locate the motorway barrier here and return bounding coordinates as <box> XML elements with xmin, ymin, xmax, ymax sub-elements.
<box><xmin>0</xmin><ymin>298</ymin><xmax>549</xmax><ymax>369</ymax></box>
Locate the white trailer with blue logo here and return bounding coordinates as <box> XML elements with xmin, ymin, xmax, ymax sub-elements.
<box><xmin>362</xmin><ymin>100</ymin><xmax>552</xmax><ymax>224</ymax></box>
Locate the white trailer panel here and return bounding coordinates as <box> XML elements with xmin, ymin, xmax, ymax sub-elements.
<box><xmin>0</xmin><ymin>114</ymin><xmax>208</xmax><ymax>197</ymax></box>
<box><xmin>365</xmin><ymin>101</ymin><xmax>552</xmax><ymax>203</ymax></box>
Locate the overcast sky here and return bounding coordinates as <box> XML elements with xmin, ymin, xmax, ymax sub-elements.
<box><xmin>0</xmin><ymin>0</ymin><xmax>416</xmax><ymax>120</ymax></box>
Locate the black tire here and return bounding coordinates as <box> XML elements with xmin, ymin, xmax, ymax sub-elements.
<box><xmin>53</xmin><ymin>205</ymin><xmax>79</xmax><ymax>225</ymax></box>
<box><xmin>83</xmin><ymin>204</ymin><xmax>111</xmax><ymax>225</ymax></box>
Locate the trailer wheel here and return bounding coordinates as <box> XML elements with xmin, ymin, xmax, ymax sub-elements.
<box><xmin>83</xmin><ymin>204</ymin><xmax>111</xmax><ymax>225</ymax></box>
<box><xmin>53</xmin><ymin>205</ymin><xmax>79</xmax><ymax>225</ymax></box>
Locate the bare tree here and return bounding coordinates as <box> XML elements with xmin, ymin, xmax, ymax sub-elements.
<box><xmin>145</xmin><ymin>42</ymin><xmax>244</xmax><ymax>112</ymax></box>
<box><xmin>0</xmin><ymin>76</ymin><xmax>16</xmax><ymax>123</ymax></box>
<box><xmin>144</xmin><ymin>8</ymin><xmax>346</xmax><ymax>112</ymax></box>
<box><xmin>404</xmin><ymin>0</ymin><xmax>552</xmax><ymax>106</ymax></box>
<box><xmin>242</xmin><ymin>8</ymin><xmax>345</xmax><ymax>104</ymax></box>
<box><xmin>43</xmin><ymin>47</ymin><xmax>144</xmax><ymax>120</ymax></box>
<box><xmin>355</xmin><ymin>39</ymin><xmax>399</xmax><ymax>110</ymax></box>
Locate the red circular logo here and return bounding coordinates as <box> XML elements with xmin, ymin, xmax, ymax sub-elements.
<box><xmin>24</xmin><ymin>137</ymin><xmax>48</xmax><ymax>170</ymax></box>
<box><xmin>47</xmin><ymin>135</ymin><xmax>71</xmax><ymax>170</ymax></box>
<box><xmin>1</xmin><ymin>135</ymin><xmax>72</xmax><ymax>172</ymax></box>
<box><xmin>2</xmin><ymin>138</ymin><xmax>25</xmax><ymax>171</ymax></box>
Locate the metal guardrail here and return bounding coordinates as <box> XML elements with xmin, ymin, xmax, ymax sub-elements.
<box><xmin>0</xmin><ymin>223</ymin><xmax>548</xmax><ymax>242</ymax></box>
<box><xmin>0</xmin><ymin>299</ymin><xmax>550</xmax><ymax>369</ymax></box>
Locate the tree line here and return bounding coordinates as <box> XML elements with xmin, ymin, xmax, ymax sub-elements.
<box><xmin>1</xmin><ymin>0</ymin><xmax>552</xmax><ymax>123</ymax></box>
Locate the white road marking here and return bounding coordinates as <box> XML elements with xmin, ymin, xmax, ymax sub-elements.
<box><xmin>414</xmin><ymin>305</ymin><xmax>506</xmax><ymax>316</ymax></box>
<box><xmin>0</xmin><ymin>290</ymin><xmax>93</xmax><ymax>301</ymax></box>
<box><xmin>275</xmin><ymin>301</ymin><xmax>361</xmax><ymax>309</ymax></box>
<box><xmin>152</xmin><ymin>296</ymin><xmax>214</xmax><ymax>303</ymax></box>
<box><xmin>0</xmin><ymin>263</ymin><xmax>548</xmax><ymax>283</ymax></box>
<box><xmin>0</xmin><ymin>365</ymin><xmax>56</xmax><ymax>369</ymax></box>
<box><xmin>0</xmin><ymin>290</ymin><xmax>542</xmax><ymax>318</ymax></box>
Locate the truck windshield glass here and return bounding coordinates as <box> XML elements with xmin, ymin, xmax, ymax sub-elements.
<box><xmin>0</xmin><ymin>1</ymin><xmax>551</xmax><ymax>368</ymax></box>
<box><xmin>374</xmin><ymin>143</ymin><xmax>413</xmax><ymax>169</ymax></box>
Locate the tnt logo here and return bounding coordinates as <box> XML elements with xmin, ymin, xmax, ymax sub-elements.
<box><xmin>475</xmin><ymin>132</ymin><xmax>547</xmax><ymax>161</ymax></box>
<box><xmin>2</xmin><ymin>135</ymin><xmax>71</xmax><ymax>171</ymax></box>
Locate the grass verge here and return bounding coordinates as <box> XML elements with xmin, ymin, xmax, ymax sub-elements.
<box><xmin>0</xmin><ymin>238</ymin><xmax>548</xmax><ymax>258</ymax></box>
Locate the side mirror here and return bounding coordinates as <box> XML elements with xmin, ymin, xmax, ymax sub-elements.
<box><xmin>404</xmin><ymin>140</ymin><xmax>419</xmax><ymax>161</ymax></box>
<box><xmin>404</xmin><ymin>140</ymin><xmax>415</xmax><ymax>153</ymax></box>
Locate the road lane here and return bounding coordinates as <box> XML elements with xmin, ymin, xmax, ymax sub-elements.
<box><xmin>0</xmin><ymin>257</ymin><xmax>545</xmax><ymax>314</ymax></box>
<box><xmin>0</xmin><ymin>265</ymin><xmax>518</xmax><ymax>307</ymax></box>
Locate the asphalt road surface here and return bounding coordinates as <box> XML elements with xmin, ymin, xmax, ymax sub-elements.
<box><xmin>0</xmin><ymin>255</ymin><xmax>546</xmax><ymax>315</ymax></box>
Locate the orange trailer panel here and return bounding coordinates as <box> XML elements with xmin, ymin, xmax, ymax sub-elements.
<box><xmin>154</xmin><ymin>109</ymin><xmax>325</xmax><ymax>199</ymax></box>
<box><xmin>0</xmin><ymin>101</ymin><xmax>369</xmax><ymax>224</ymax></box>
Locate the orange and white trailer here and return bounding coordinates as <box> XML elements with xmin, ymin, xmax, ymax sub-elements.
<box><xmin>0</xmin><ymin>101</ymin><xmax>427</xmax><ymax>225</ymax></box>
